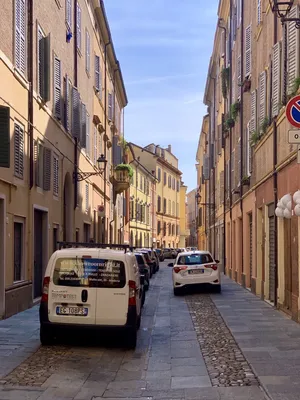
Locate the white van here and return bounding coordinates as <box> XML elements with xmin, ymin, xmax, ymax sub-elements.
<box><xmin>39</xmin><ymin>243</ymin><xmax>142</xmax><ymax>349</ymax></box>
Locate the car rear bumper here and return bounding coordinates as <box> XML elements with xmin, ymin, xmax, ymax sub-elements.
<box><xmin>173</xmin><ymin>271</ymin><xmax>221</xmax><ymax>287</ymax></box>
<box><xmin>39</xmin><ymin>302</ymin><xmax>138</xmax><ymax>332</ymax></box>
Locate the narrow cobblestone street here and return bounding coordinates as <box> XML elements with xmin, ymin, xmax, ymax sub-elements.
<box><xmin>0</xmin><ymin>263</ymin><xmax>300</xmax><ymax>399</ymax></box>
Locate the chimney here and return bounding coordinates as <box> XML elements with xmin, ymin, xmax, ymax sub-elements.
<box><xmin>168</xmin><ymin>144</ymin><xmax>172</xmax><ymax>153</ymax></box>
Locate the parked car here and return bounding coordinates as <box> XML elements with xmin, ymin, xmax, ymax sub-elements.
<box><xmin>134</xmin><ymin>253</ymin><xmax>150</xmax><ymax>291</ymax></box>
<box><xmin>39</xmin><ymin>245</ymin><xmax>143</xmax><ymax>349</ymax></box>
<box><xmin>134</xmin><ymin>249</ymin><xmax>154</xmax><ymax>277</ymax></box>
<box><xmin>177</xmin><ymin>248</ymin><xmax>187</xmax><ymax>254</ymax></box>
<box><xmin>138</xmin><ymin>248</ymin><xmax>158</xmax><ymax>273</ymax></box>
<box><xmin>170</xmin><ymin>248</ymin><xmax>178</xmax><ymax>258</ymax></box>
<box><xmin>168</xmin><ymin>250</ymin><xmax>221</xmax><ymax>295</ymax></box>
<box><xmin>163</xmin><ymin>248</ymin><xmax>173</xmax><ymax>259</ymax></box>
<box><xmin>155</xmin><ymin>248</ymin><xmax>164</xmax><ymax>261</ymax></box>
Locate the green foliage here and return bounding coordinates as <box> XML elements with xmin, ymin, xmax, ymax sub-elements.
<box><xmin>119</xmin><ymin>137</ymin><xmax>128</xmax><ymax>150</ymax></box>
<box><xmin>224</xmin><ymin>115</ymin><xmax>235</xmax><ymax>131</ymax></box>
<box><xmin>221</xmin><ymin>67</ymin><xmax>230</xmax><ymax>99</ymax></box>
<box><xmin>261</xmin><ymin>117</ymin><xmax>269</xmax><ymax>134</ymax></box>
<box><xmin>231</xmin><ymin>101</ymin><xmax>241</xmax><ymax>121</ymax></box>
<box><xmin>250</xmin><ymin>130</ymin><xmax>261</xmax><ymax>147</ymax></box>
<box><xmin>115</xmin><ymin>163</ymin><xmax>134</xmax><ymax>178</ymax></box>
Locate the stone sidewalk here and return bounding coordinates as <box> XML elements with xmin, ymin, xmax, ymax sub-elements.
<box><xmin>0</xmin><ymin>267</ymin><xmax>298</xmax><ymax>399</ymax></box>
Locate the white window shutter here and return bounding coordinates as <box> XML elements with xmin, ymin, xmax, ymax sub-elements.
<box><xmin>85</xmin><ymin>183</ymin><xmax>89</xmax><ymax>212</ymax></box>
<box><xmin>259</xmin><ymin>71</ymin><xmax>266</xmax><ymax>128</ymax></box>
<box><xmin>246</xmin><ymin>122</ymin><xmax>252</xmax><ymax>176</ymax></box>
<box><xmin>237</xmin><ymin>139</ymin><xmax>241</xmax><ymax>187</ymax></box>
<box><xmin>66</xmin><ymin>0</ymin><xmax>72</xmax><ymax>29</ymax></box>
<box><xmin>272</xmin><ymin>42</ymin><xmax>281</xmax><ymax>117</ymax></box>
<box><xmin>250</xmin><ymin>90</ymin><xmax>257</xmax><ymax>132</ymax></box>
<box><xmin>93</xmin><ymin>127</ymin><xmax>97</xmax><ymax>164</ymax></box>
<box><xmin>43</xmin><ymin>148</ymin><xmax>52</xmax><ymax>191</ymax></box>
<box><xmin>54</xmin><ymin>56</ymin><xmax>62</xmax><ymax>119</ymax></box>
<box><xmin>203</xmin><ymin>155</ymin><xmax>209</xmax><ymax>180</ymax></box>
<box><xmin>80</xmin><ymin>103</ymin><xmax>87</xmax><ymax>148</ymax></box>
<box><xmin>85</xmin><ymin>30</ymin><xmax>90</xmax><ymax>73</ymax></box>
<box><xmin>95</xmin><ymin>55</ymin><xmax>100</xmax><ymax>91</ymax></box>
<box><xmin>77</xmin><ymin>3</ymin><xmax>81</xmax><ymax>51</ymax></box>
<box><xmin>257</xmin><ymin>0</ymin><xmax>261</xmax><ymax>25</ymax></box>
<box><xmin>245</xmin><ymin>25</ymin><xmax>252</xmax><ymax>77</ymax></box>
<box><xmin>287</xmin><ymin>6</ymin><xmax>300</xmax><ymax>94</ymax></box>
<box><xmin>86</xmin><ymin>113</ymin><xmax>90</xmax><ymax>157</ymax></box>
<box><xmin>237</xmin><ymin>55</ymin><xmax>241</xmax><ymax>99</ymax></box>
<box><xmin>237</xmin><ymin>0</ymin><xmax>242</xmax><ymax>27</ymax></box>
<box><xmin>64</xmin><ymin>75</ymin><xmax>70</xmax><ymax>132</ymax></box>
<box><xmin>72</xmin><ymin>87</ymin><xmax>81</xmax><ymax>138</ymax></box>
<box><xmin>15</xmin><ymin>0</ymin><xmax>26</xmax><ymax>74</ymax></box>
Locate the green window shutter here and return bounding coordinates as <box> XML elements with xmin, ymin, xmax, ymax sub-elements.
<box><xmin>0</xmin><ymin>106</ymin><xmax>10</xmax><ymax>168</ymax></box>
<box><xmin>43</xmin><ymin>147</ymin><xmax>52</xmax><ymax>191</ymax></box>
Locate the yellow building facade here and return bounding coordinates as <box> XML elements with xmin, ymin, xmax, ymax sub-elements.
<box><xmin>0</xmin><ymin>0</ymin><xmax>127</xmax><ymax>318</ymax></box>
<box><xmin>179</xmin><ymin>183</ymin><xmax>188</xmax><ymax>248</ymax></box>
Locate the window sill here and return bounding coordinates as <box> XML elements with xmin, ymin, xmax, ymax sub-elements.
<box><xmin>6</xmin><ymin>280</ymin><xmax>31</xmax><ymax>292</ymax></box>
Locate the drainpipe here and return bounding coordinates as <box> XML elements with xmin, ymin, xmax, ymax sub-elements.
<box><xmin>273</xmin><ymin>13</ymin><xmax>279</xmax><ymax>307</ymax></box>
<box><xmin>28</xmin><ymin>0</ymin><xmax>33</xmax><ymax>189</ymax></box>
<box><xmin>73</xmin><ymin>1</ymin><xmax>79</xmax><ymax>212</ymax></box>
<box><xmin>229</xmin><ymin>0</ymin><xmax>233</xmax><ymax>272</ymax></box>
<box><xmin>219</xmin><ymin>21</ymin><xmax>227</xmax><ymax>274</ymax></box>
<box><xmin>240</xmin><ymin>0</ymin><xmax>244</xmax><ymax>278</ymax></box>
<box><xmin>111</xmin><ymin>65</ymin><xmax>119</xmax><ymax>244</ymax></box>
<box><xmin>104</xmin><ymin>40</ymin><xmax>111</xmax><ymax>242</ymax></box>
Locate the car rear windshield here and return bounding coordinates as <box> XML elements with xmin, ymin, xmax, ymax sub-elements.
<box><xmin>177</xmin><ymin>254</ymin><xmax>213</xmax><ymax>265</ymax></box>
<box><xmin>155</xmin><ymin>249</ymin><xmax>161</xmax><ymax>254</ymax></box>
<box><xmin>135</xmin><ymin>255</ymin><xmax>145</xmax><ymax>265</ymax></box>
<box><xmin>140</xmin><ymin>252</ymin><xmax>151</xmax><ymax>262</ymax></box>
<box><xmin>53</xmin><ymin>258</ymin><xmax>126</xmax><ymax>288</ymax></box>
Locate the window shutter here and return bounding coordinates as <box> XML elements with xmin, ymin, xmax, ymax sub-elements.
<box><xmin>64</xmin><ymin>75</ymin><xmax>71</xmax><ymax>132</ymax></box>
<box><xmin>39</xmin><ymin>34</ymin><xmax>51</xmax><ymax>102</ymax></box>
<box><xmin>53</xmin><ymin>154</ymin><xmax>59</xmax><ymax>196</ymax></box>
<box><xmin>54</xmin><ymin>56</ymin><xmax>62</xmax><ymax>119</ymax></box>
<box><xmin>257</xmin><ymin>0</ymin><xmax>261</xmax><ymax>25</ymax></box>
<box><xmin>232</xmin><ymin>72</ymin><xmax>236</xmax><ymax>102</ymax></box>
<box><xmin>81</xmin><ymin>103</ymin><xmax>86</xmax><ymax>148</ymax></box>
<box><xmin>66</xmin><ymin>0</ymin><xmax>72</xmax><ymax>29</ymax></box>
<box><xmin>220</xmin><ymin>171</ymin><xmax>224</xmax><ymax>204</ymax></box>
<box><xmin>218</xmin><ymin>124</ymin><xmax>222</xmax><ymax>155</ymax></box>
<box><xmin>221</xmin><ymin>30</ymin><xmax>225</xmax><ymax>57</ymax></box>
<box><xmin>231</xmin><ymin>150</ymin><xmax>235</xmax><ymax>190</ymax></box>
<box><xmin>14</xmin><ymin>122</ymin><xmax>24</xmax><ymax>178</ymax></box>
<box><xmin>85</xmin><ymin>183</ymin><xmax>89</xmax><ymax>212</ymax></box>
<box><xmin>95</xmin><ymin>55</ymin><xmax>100</xmax><ymax>91</ymax></box>
<box><xmin>108</xmin><ymin>93</ymin><xmax>113</xmax><ymax>121</ymax></box>
<box><xmin>72</xmin><ymin>87</ymin><xmax>81</xmax><ymax>138</ymax></box>
<box><xmin>246</xmin><ymin>122</ymin><xmax>252</xmax><ymax>176</ymax></box>
<box><xmin>237</xmin><ymin>139</ymin><xmax>241</xmax><ymax>187</ymax></box>
<box><xmin>15</xmin><ymin>0</ymin><xmax>26</xmax><ymax>74</ymax></box>
<box><xmin>237</xmin><ymin>0</ymin><xmax>241</xmax><ymax>27</ymax></box>
<box><xmin>245</xmin><ymin>25</ymin><xmax>252</xmax><ymax>77</ymax></box>
<box><xmin>0</xmin><ymin>106</ymin><xmax>10</xmax><ymax>168</ymax></box>
<box><xmin>259</xmin><ymin>71</ymin><xmax>266</xmax><ymax>128</ymax></box>
<box><xmin>250</xmin><ymin>90</ymin><xmax>257</xmax><ymax>133</ymax></box>
<box><xmin>272</xmin><ymin>42</ymin><xmax>281</xmax><ymax>117</ymax></box>
<box><xmin>237</xmin><ymin>55</ymin><xmax>241</xmax><ymax>99</ymax></box>
<box><xmin>287</xmin><ymin>6</ymin><xmax>300</xmax><ymax>94</ymax></box>
<box><xmin>85</xmin><ymin>30</ymin><xmax>90</xmax><ymax>73</ymax></box>
<box><xmin>203</xmin><ymin>155</ymin><xmax>209</xmax><ymax>180</ymax></box>
<box><xmin>94</xmin><ymin>127</ymin><xmax>97</xmax><ymax>164</ymax></box>
<box><xmin>226</xmin><ymin>161</ymin><xmax>230</xmax><ymax>199</ymax></box>
<box><xmin>43</xmin><ymin>147</ymin><xmax>52</xmax><ymax>191</ymax></box>
<box><xmin>77</xmin><ymin>3</ymin><xmax>81</xmax><ymax>51</ymax></box>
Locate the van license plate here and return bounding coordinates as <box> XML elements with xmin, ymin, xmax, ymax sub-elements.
<box><xmin>189</xmin><ymin>269</ymin><xmax>204</xmax><ymax>275</ymax></box>
<box><xmin>56</xmin><ymin>306</ymin><xmax>88</xmax><ymax>316</ymax></box>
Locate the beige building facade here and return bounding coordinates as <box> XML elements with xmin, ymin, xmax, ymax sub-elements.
<box><xmin>0</xmin><ymin>0</ymin><xmax>127</xmax><ymax>318</ymax></box>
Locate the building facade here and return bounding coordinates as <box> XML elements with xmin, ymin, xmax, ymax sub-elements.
<box><xmin>179</xmin><ymin>182</ymin><xmax>188</xmax><ymax>247</ymax></box>
<box><xmin>186</xmin><ymin>189</ymin><xmax>197</xmax><ymax>247</ymax></box>
<box><xmin>144</xmin><ymin>144</ymin><xmax>182</xmax><ymax>249</ymax></box>
<box><xmin>0</xmin><ymin>0</ymin><xmax>128</xmax><ymax>318</ymax></box>
<box><xmin>200</xmin><ymin>0</ymin><xmax>300</xmax><ymax>322</ymax></box>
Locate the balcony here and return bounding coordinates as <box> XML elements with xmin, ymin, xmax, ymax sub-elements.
<box><xmin>110</xmin><ymin>164</ymin><xmax>133</xmax><ymax>194</ymax></box>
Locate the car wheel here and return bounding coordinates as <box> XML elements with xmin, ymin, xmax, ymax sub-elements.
<box><xmin>145</xmin><ymin>281</ymin><xmax>149</xmax><ymax>291</ymax></box>
<box><xmin>173</xmin><ymin>287</ymin><xmax>181</xmax><ymax>296</ymax></box>
<box><xmin>214</xmin><ymin>284</ymin><xmax>221</xmax><ymax>293</ymax></box>
<box><xmin>40</xmin><ymin>325</ymin><xmax>54</xmax><ymax>346</ymax></box>
<box><xmin>126</xmin><ymin>327</ymin><xmax>137</xmax><ymax>349</ymax></box>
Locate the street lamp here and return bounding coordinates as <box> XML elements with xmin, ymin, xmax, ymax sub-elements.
<box><xmin>75</xmin><ymin>154</ymin><xmax>107</xmax><ymax>182</ymax></box>
<box><xmin>269</xmin><ymin>1</ymin><xmax>300</xmax><ymax>27</ymax></box>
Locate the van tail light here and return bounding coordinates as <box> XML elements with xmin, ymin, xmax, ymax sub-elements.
<box><xmin>41</xmin><ymin>277</ymin><xmax>50</xmax><ymax>303</ymax></box>
<box><xmin>128</xmin><ymin>280</ymin><xmax>136</xmax><ymax>306</ymax></box>
<box><xmin>204</xmin><ymin>264</ymin><xmax>218</xmax><ymax>271</ymax></box>
<box><xmin>173</xmin><ymin>266</ymin><xmax>188</xmax><ymax>274</ymax></box>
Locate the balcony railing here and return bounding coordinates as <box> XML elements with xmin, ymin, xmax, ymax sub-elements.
<box><xmin>110</xmin><ymin>168</ymin><xmax>131</xmax><ymax>194</ymax></box>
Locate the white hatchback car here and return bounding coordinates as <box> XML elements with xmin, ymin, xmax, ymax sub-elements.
<box><xmin>169</xmin><ymin>251</ymin><xmax>221</xmax><ymax>295</ymax></box>
<box><xmin>39</xmin><ymin>243</ymin><xmax>143</xmax><ymax>349</ymax></box>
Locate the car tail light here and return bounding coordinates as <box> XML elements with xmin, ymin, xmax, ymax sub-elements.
<box><xmin>41</xmin><ymin>277</ymin><xmax>50</xmax><ymax>303</ymax></box>
<box><xmin>128</xmin><ymin>280</ymin><xmax>136</xmax><ymax>306</ymax></box>
<box><xmin>204</xmin><ymin>264</ymin><xmax>218</xmax><ymax>271</ymax></box>
<box><xmin>173</xmin><ymin>266</ymin><xmax>188</xmax><ymax>273</ymax></box>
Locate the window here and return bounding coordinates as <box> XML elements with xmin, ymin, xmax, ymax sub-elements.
<box><xmin>108</xmin><ymin>92</ymin><xmax>113</xmax><ymax>120</ymax></box>
<box><xmin>177</xmin><ymin>202</ymin><xmax>179</xmax><ymax>217</ymax></box>
<box><xmin>176</xmin><ymin>180</ymin><xmax>180</xmax><ymax>192</ymax></box>
<box><xmin>177</xmin><ymin>253</ymin><xmax>213</xmax><ymax>266</ymax></box>
<box><xmin>157</xmin><ymin>221</ymin><xmax>161</xmax><ymax>235</ymax></box>
<box><xmin>172</xmin><ymin>201</ymin><xmax>175</xmax><ymax>216</ymax></box>
<box><xmin>64</xmin><ymin>77</ymin><xmax>72</xmax><ymax>132</ymax></box>
<box><xmin>76</xmin><ymin>3</ymin><xmax>81</xmax><ymax>52</ymax></box>
<box><xmin>86</xmin><ymin>112</ymin><xmax>90</xmax><ymax>157</ymax></box>
<box><xmin>53</xmin><ymin>153</ymin><xmax>59</xmax><ymax>196</ymax></box>
<box><xmin>93</xmin><ymin>127</ymin><xmax>97</xmax><ymax>164</ymax></box>
<box><xmin>163</xmin><ymin>222</ymin><xmax>166</xmax><ymax>236</ymax></box>
<box><xmin>85</xmin><ymin>30</ymin><xmax>90</xmax><ymax>74</ymax></box>
<box><xmin>246</xmin><ymin>122</ymin><xmax>252</xmax><ymax>176</ymax></box>
<box><xmin>14</xmin><ymin>221</ymin><xmax>24</xmax><ymax>281</ymax></box>
<box><xmin>157</xmin><ymin>196</ymin><xmax>161</xmax><ymax>212</ymax></box>
<box><xmin>258</xmin><ymin>71</ymin><xmax>266</xmax><ymax>128</ymax></box>
<box><xmin>15</xmin><ymin>0</ymin><xmax>26</xmax><ymax>75</ymax></box>
<box><xmin>245</xmin><ymin>25</ymin><xmax>252</xmax><ymax>77</ymax></box>
<box><xmin>257</xmin><ymin>0</ymin><xmax>262</xmax><ymax>24</ymax></box>
<box><xmin>176</xmin><ymin>224</ymin><xmax>179</xmax><ymax>235</ymax></box>
<box><xmin>272</xmin><ymin>42</ymin><xmax>281</xmax><ymax>117</ymax></box>
<box><xmin>237</xmin><ymin>0</ymin><xmax>242</xmax><ymax>27</ymax></box>
<box><xmin>130</xmin><ymin>198</ymin><xmax>134</xmax><ymax>220</ymax></box>
<box><xmin>250</xmin><ymin>90</ymin><xmax>257</xmax><ymax>133</ymax></box>
<box><xmin>168</xmin><ymin>175</ymin><xmax>171</xmax><ymax>188</ymax></box>
<box><xmin>157</xmin><ymin>168</ymin><xmax>161</xmax><ymax>182</ymax></box>
<box><xmin>140</xmin><ymin>174</ymin><xmax>143</xmax><ymax>190</ymax></box>
<box><xmin>85</xmin><ymin>183</ymin><xmax>89</xmax><ymax>212</ymax></box>
<box><xmin>164</xmin><ymin>172</ymin><xmax>167</xmax><ymax>185</ymax></box>
<box><xmin>168</xmin><ymin>224</ymin><xmax>171</xmax><ymax>235</ymax></box>
<box><xmin>172</xmin><ymin>224</ymin><xmax>175</xmax><ymax>236</ymax></box>
<box><xmin>65</xmin><ymin>0</ymin><xmax>71</xmax><ymax>30</ymax></box>
<box><xmin>287</xmin><ymin>6</ymin><xmax>300</xmax><ymax>94</ymax></box>
<box><xmin>95</xmin><ymin>55</ymin><xmax>101</xmax><ymax>92</ymax></box>
<box><xmin>14</xmin><ymin>122</ymin><xmax>24</xmax><ymax>179</ymax></box>
<box><xmin>54</xmin><ymin>56</ymin><xmax>62</xmax><ymax>119</ymax></box>
<box><xmin>168</xmin><ymin>199</ymin><xmax>171</xmax><ymax>214</ymax></box>
<box><xmin>172</xmin><ymin>177</ymin><xmax>175</xmax><ymax>190</ymax></box>
<box><xmin>163</xmin><ymin>198</ymin><xmax>167</xmax><ymax>214</ymax></box>
<box><xmin>37</xmin><ymin>26</ymin><xmax>50</xmax><ymax>101</ymax></box>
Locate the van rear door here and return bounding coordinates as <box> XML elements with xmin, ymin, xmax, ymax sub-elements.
<box><xmin>48</xmin><ymin>252</ymin><xmax>98</xmax><ymax>325</ymax></box>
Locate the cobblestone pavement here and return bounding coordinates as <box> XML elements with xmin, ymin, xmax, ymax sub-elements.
<box><xmin>0</xmin><ymin>263</ymin><xmax>291</xmax><ymax>399</ymax></box>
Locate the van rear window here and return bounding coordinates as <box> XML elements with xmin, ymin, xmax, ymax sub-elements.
<box><xmin>53</xmin><ymin>258</ymin><xmax>126</xmax><ymax>288</ymax></box>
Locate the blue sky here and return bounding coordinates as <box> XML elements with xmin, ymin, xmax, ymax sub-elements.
<box><xmin>105</xmin><ymin>0</ymin><xmax>219</xmax><ymax>191</ymax></box>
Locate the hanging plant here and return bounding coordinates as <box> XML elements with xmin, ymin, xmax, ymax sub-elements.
<box><xmin>250</xmin><ymin>130</ymin><xmax>261</xmax><ymax>147</ymax></box>
<box><xmin>221</xmin><ymin>67</ymin><xmax>230</xmax><ymax>99</ymax></box>
<box><xmin>224</xmin><ymin>115</ymin><xmax>235</xmax><ymax>130</ymax></box>
<box><xmin>231</xmin><ymin>101</ymin><xmax>241</xmax><ymax>121</ymax></box>
<box><xmin>261</xmin><ymin>117</ymin><xmax>270</xmax><ymax>134</ymax></box>
<box><xmin>115</xmin><ymin>163</ymin><xmax>134</xmax><ymax>178</ymax></box>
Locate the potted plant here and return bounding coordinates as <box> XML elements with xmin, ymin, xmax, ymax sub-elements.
<box><xmin>250</xmin><ymin>130</ymin><xmax>261</xmax><ymax>147</ymax></box>
<box><xmin>115</xmin><ymin>164</ymin><xmax>134</xmax><ymax>178</ymax></box>
<box><xmin>225</xmin><ymin>116</ymin><xmax>235</xmax><ymax>130</ymax></box>
<box><xmin>231</xmin><ymin>101</ymin><xmax>241</xmax><ymax>121</ymax></box>
<box><xmin>221</xmin><ymin>67</ymin><xmax>230</xmax><ymax>99</ymax></box>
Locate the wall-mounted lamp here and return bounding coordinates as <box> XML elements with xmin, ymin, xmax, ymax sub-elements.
<box><xmin>269</xmin><ymin>1</ymin><xmax>300</xmax><ymax>27</ymax></box>
<box><xmin>74</xmin><ymin>154</ymin><xmax>107</xmax><ymax>182</ymax></box>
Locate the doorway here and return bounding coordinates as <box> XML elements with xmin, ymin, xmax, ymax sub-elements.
<box><xmin>53</xmin><ymin>225</ymin><xmax>58</xmax><ymax>253</ymax></box>
<box><xmin>83</xmin><ymin>223</ymin><xmax>91</xmax><ymax>242</ymax></box>
<box><xmin>34</xmin><ymin>208</ymin><xmax>48</xmax><ymax>299</ymax></box>
<box><xmin>268</xmin><ymin>205</ymin><xmax>276</xmax><ymax>304</ymax></box>
<box><xmin>0</xmin><ymin>197</ymin><xmax>5</xmax><ymax>318</ymax></box>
